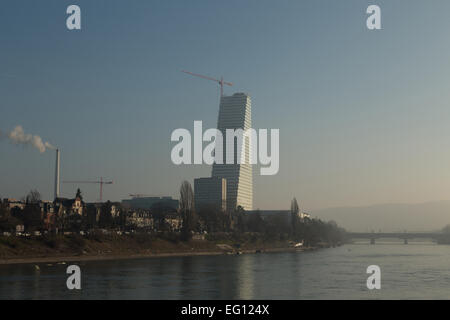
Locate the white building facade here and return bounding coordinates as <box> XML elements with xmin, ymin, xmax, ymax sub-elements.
<box><xmin>211</xmin><ymin>93</ymin><xmax>253</xmax><ymax>211</ymax></box>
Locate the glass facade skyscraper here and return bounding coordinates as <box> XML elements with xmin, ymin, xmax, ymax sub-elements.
<box><xmin>211</xmin><ymin>92</ymin><xmax>253</xmax><ymax>211</ymax></box>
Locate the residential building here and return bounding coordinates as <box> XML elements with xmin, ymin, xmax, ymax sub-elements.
<box><xmin>54</xmin><ymin>196</ymin><xmax>84</xmax><ymax>216</ymax></box>
<box><xmin>164</xmin><ymin>213</ymin><xmax>183</xmax><ymax>232</ymax></box>
<box><xmin>126</xmin><ymin>210</ymin><xmax>154</xmax><ymax>229</ymax></box>
<box><xmin>3</xmin><ymin>198</ymin><xmax>25</xmax><ymax>210</ymax></box>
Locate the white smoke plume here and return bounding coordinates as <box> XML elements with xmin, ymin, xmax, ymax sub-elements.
<box><xmin>4</xmin><ymin>125</ymin><xmax>55</xmax><ymax>153</ymax></box>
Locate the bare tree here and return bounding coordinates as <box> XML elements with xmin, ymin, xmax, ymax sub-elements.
<box><xmin>22</xmin><ymin>189</ymin><xmax>42</xmax><ymax>231</ymax></box>
<box><xmin>179</xmin><ymin>181</ymin><xmax>196</xmax><ymax>238</ymax></box>
<box><xmin>180</xmin><ymin>181</ymin><xmax>194</xmax><ymax>213</ymax></box>
<box><xmin>291</xmin><ymin>197</ymin><xmax>300</xmax><ymax>236</ymax></box>
<box><xmin>0</xmin><ymin>197</ymin><xmax>8</xmax><ymax>218</ymax></box>
<box><xmin>291</xmin><ymin>197</ymin><xmax>299</xmax><ymax>215</ymax></box>
<box><xmin>26</xmin><ymin>189</ymin><xmax>41</xmax><ymax>204</ymax></box>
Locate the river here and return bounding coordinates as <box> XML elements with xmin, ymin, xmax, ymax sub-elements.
<box><xmin>1</xmin><ymin>242</ymin><xmax>449</xmax><ymax>299</ymax></box>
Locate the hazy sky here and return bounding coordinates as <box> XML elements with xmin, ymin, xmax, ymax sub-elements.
<box><xmin>1</xmin><ymin>1</ymin><xmax>450</xmax><ymax>211</ymax></box>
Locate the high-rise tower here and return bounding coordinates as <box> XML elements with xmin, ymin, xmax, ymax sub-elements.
<box><xmin>212</xmin><ymin>93</ymin><xmax>253</xmax><ymax>211</ymax></box>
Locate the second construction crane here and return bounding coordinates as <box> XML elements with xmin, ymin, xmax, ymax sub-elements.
<box><xmin>181</xmin><ymin>70</ymin><xmax>232</xmax><ymax>97</ymax></box>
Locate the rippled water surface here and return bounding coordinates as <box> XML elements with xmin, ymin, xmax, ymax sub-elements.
<box><xmin>1</xmin><ymin>243</ymin><xmax>449</xmax><ymax>299</ymax></box>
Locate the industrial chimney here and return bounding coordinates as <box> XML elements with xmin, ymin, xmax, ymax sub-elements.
<box><xmin>54</xmin><ymin>149</ymin><xmax>60</xmax><ymax>200</ymax></box>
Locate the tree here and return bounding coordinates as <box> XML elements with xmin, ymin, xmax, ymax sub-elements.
<box><xmin>290</xmin><ymin>197</ymin><xmax>300</xmax><ymax>236</ymax></box>
<box><xmin>0</xmin><ymin>199</ymin><xmax>21</xmax><ymax>232</ymax></box>
<box><xmin>443</xmin><ymin>224</ymin><xmax>450</xmax><ymax>234</ymax></box>
<box><xmin>151</xmin><ymin>202</ymin><xmax>176</xmax><ymax>231</ymax></box>
<box><xmin>98</xmin><ymin>201</ymin><xmax>113</xmax><ymax>228</ymax></box>
<box><xmin>22</xmin><ymin>190</ymin><xmax>42</xmax><ymax>231</ymax></box>
<box><xmin>82</xmin><ymin>205</ymin><xmax>97</xmax><ymax>230</ymax></box>
<box><xmin>197</xmin><ymin>204</ymin><xmax>219</xmax><ymax>233</ymax></box>
<box><xmin>26</xmin><ymin>189</ymin><xmax>41</xmax><ymax>204</ymax></box>
<box><xmin>234</xmin><ymin>205</ymin><xmax>246</xmax><ymax>233</ymax></box>
<box><xmin>0</xmin><ymin>214</ymin><xmax>22</xmax><ymax>232</ymax></box>
<box><xmin>180</xmin><ymin>181</ymin><xmax>194</xmax><ymax>213</ymax></box>
<box><xmin>0</xmin><ymin>199</ymin><xmax>8</xmax><ymax>218</ymax></box>
<box><xmin>179</xmin><ymin>181</ymin><xmax>196</xmax><ymax>239</ymax></box>
<box><xmin>290</xmin><ymin>197</ymin><xmax>299</xmax><ymax>215</ymax></box>
<box><xmin>65</xmin><ymin>213</ymin><xmax>82</xmax><ymax>232</ymax></box>
<box><xmin>247</xmin><ymin>210</ymin><xmax>265</xmax><ymax>233</ymax></box>
<box><xmin>266</xmin><ymin>212</ymin><xmax>291</xmax><ymax>240</ymax></box>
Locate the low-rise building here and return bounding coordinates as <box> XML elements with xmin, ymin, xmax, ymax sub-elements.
<box><xmin>54</xmin><ymin>196</ymin><xmax>84</xmax><ymax>216</ymax></box>
<box><xmin>15</xmin><ymin>224</ymin><xmax>25</xmax><ymax>234</ymax></box>
<box><xmin>194</xmin><ymin>177</ymin><xmax>227</xmax><ymax>212</ymax></box>
<box><xmin>122</xmin><ymin>196</ymin><xmax>179</xmax><ymax>210</ymax></box>
<box><xmin>3</xmin><ymin>198</ymin><xmax>25</xmax><ymax>210</ymax></box>
<box><xmin>126</xmin><ymin>210</ymin><xmax>154</xmax><ymax>229</ymax></box>
<box><xmin>299</xmin><ymin>212</ymin><xmax>311</xmax><ymax>220</ymax></box>
<box><xmin>40</xmin><ymin>201</ymin><xmax>55</xmax><ymax>214</ymax></box>
<box><xmin>248</xmin><ymin>210</ymin><xmax>311</xmax><ymax>221</ymax></box>
<box><xmin>164</xmin><ymin>213</ymin><xmax>183</xmax><ymax>232</ymax></box>
<box><xmin>111</xmin><ymin>204</ymin><xmax>120</xmax><ymax>218</ymax></box>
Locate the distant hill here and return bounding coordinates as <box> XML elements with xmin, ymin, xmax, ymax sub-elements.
<box><xmin>311</xmin><ymin>201</ymin><xmax>450</xmax><ymax>232</ymax></box>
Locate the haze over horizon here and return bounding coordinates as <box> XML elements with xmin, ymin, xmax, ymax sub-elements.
<box><xmin>2</xmin><ymin>1</ymin><xmax>450</xmax><ymax>217</ymax></box>
<box><xmin>312</xmin><ymin>200</ymin><xmax>450</xmax><ymax>232</ymax></box>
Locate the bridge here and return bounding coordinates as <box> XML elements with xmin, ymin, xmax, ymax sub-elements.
<box><xmin>347</xmin><ymin>232</ymin><xmax>440</xmax><ymax>244</ymax></box>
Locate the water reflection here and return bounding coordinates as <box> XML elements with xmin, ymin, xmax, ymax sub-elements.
<box><xmin>237</xmin><ymin>255</ymin><xmax>254</xmax><ymax>299</ymax></box>
<box><xmin>2</xmin><ymin>245</ymin><xmax>450</xmax><ymax>299</ymax></box>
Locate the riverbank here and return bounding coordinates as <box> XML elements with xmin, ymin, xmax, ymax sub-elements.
<box><xmin>0</xmin><ymin>246</ymin><xmax>313</xmax><ymax>265</ymax></box>
<box><xmin>0</xmin><ymin>233</ymin><xmax>324</xmax><ymax>265</ymax></box>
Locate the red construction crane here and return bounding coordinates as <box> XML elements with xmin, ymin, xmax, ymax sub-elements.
<box><xmin>182</xmin><ymin>70</ymin><xmax>233</xmax><ymax>97</ymax></box>
<box><xmin>62</xmin><ymin>177</ymin><xmax>113</xmax><ymax>202</ymax></box>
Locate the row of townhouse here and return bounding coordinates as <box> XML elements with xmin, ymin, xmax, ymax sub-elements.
<box><xmin>1</xmin><ymin>196</ymin><xmax>183</xmax><ymax>234</ymax></box>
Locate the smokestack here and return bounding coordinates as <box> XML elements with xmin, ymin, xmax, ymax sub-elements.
<box><xmin>54</xmin><ymin>149</ymin><xmax>60</xmax><ymax>200</ymax></box>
